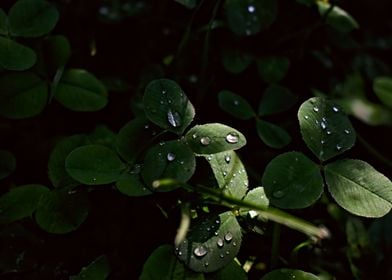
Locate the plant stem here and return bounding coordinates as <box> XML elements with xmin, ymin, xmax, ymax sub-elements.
<box><xmin>270</xmin><ymin>223</ymin><xmax>281</xmax><ymax>269</ymax></box>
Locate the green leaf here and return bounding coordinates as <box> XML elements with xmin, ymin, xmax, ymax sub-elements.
<box><xmin>218</xmin><ymin>90</ymin><xmax>255</xmax><ymax>120</ymax></box>
<box><xmin>176</xmin><ymin>211</ymin><xmax>242</xmax><ymax>273</ymax></box>
<box><xmin>116</xmin><ymin>117</ymin><xmax>158</xmax><ymax>164</ymax></box>
<box><xmin>70</xmin><ymin>255</ymin><xmax>110</xmax><ymax>280</ymax></box>
<box><xmin>205</xmin><ymin>151</ymin><xmax>248</xmax><ymax>200</ymax></box>
<box><xmin>243</xmin><ymin>187</ymin><xmax>269</xmax><ymax>209</ymax></box>
<box><xmin>0</xmin><ymin>150</ymin><xmax>16</xmax><ymax>180</ymax></box>
<box><xmin>0</xmin><ymin>184</ymin><xmax>49</xmax><ymax>224</ymax></box>
<box><xmin>262</xmin><ymin>152</ymin><xmax>323</xmax><ymax>209</ymax></box>
<box><xmin>221</xmin><ymin>49</ymin><xmax>253</xmax><ymax>74</ymax></box>
<box><xmin>8</xmin><ymin>0</ymin><xmax>59</xmax><ymax>37</ymax></box>
<box><xmin>0</xmin><ymin>36</ymin><xmax>36</xmax><ymax>70</ymax></box>
<box><xmin>141</xmin><ymin>140</ymin><xmax>196</xmax><ymax>191</ymax></box>
<box><xmin>140</xmin><ymin>245</ymin><xmax>205</xmax><ymax>280</ymax></box>
<box><xmin>325</xmin><ymin>159</ymin><xmax>392</xmax><ymax>218</ymax></box>
<box><xmin>55</xmin><ymin>69</ymin><xmax>108</xmax><ymax>112</ymax></box>
<box><xmin>48</xmin><ymin>135</ymin><xmax>89</xmax><ymax>188</ymax></box>
<box><xmin>258</xmin><ymin>85</ymin><xmax>297</xmax><ymax>116</ymax></box>
<box><xmin>116</xmin><ymin>169</ymin><xmax>152</xmax><ymax>197</ymax></box>
<box><xmin>185</xmin><ymin>123</ymin><xmax>246</xmax><ymax>155</ymax></box>
<box><xmin>298</xmin><ymin>97</ymin><xmax>356</xmax><ymax>161</ymax></box>
<box><xmin>261</xmin><ymin>268</ymin><xmax>320</xmax><ymax>280</ymax></box>
<box><xmin>0</xmin><ymin>72</ymin><xmax>47</xmax><ymax>119</ymax></box>
<box><xmin>46</xmin><ymin>35</ymin><xmax>71</xmax><ymax>69</ymax></box>
<box><xmin>35</xmin><ymin>189</ymin><xmax>89</xmax><ymax>234</ymax></box>
<box><xmin>317</xmin><ymin>2</ymin><xmax>359</xmax><ymax>33</ymax></box>
<box><xmin>373</xmin><ymin>76</ymin><xmax>392</xmax><ymax>109</ymax></box>
<box><xmin>257</xmin><ymin>56</ymin><xmax>290</xmax><ymax>83</ymax></box>
<box><xmin>65</xmin><ymin>145</ymin><xmax>126</xmax><ymax>185</ymax></box>
<box><xmin>256</xmin><ymin>120</ymin><xmax>291</xmax><ymax>149</ymax></box>
<box><xmin>205</xmin><ymin>260</ymin><xmax>247</xmax><ymax>280</ymax></box>
<box><xmin>88</xmin><ymin>125</ymin><xmax>117</xmax><ymax>150</ymax></box>
<box><xmin>0</xmin><ymin>9</ymin><xmax>8</xmax><ymax>35</ymax></box>
<box><xmin>174</xmin><ymin>0</ymin><xmax>198</xmax><ymax>9</ymax></box>
<box><xmin>225</xmin><ymin>0</ymin><xmax>277</xmax><ymax>36</ymax></box>
<box><xmin>143</xmin><ymin>79</ymin><xmax>195</xmax><ymax>134</ymax></box>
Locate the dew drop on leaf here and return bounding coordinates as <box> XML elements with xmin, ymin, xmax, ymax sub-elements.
<box><xmin>248</xmin><ymin>5</ymin><xmax>256</xmax><ymax>13</ymax></box>
<box><xmin>320</xmin><ymin>122</ymin><xmax>327</xmax><ymax>130</ymax></box>
<box><xmin>313</xmin><ymin>106</ymin><xmax>319</xmax><ymax>112</ymax></box>
<box><xmin>224</xmin><ymin>232</ymin><xmax>233</xmax><ymax>242</ymax></box>
<box><xmin>192</xmin><ymin>134</ymin><xmax>198</xmax><ymax>139</ymax></box>
<box><xmin>304</xmin><ymin>115</ymin><xmax>309</xmax><ymax>120</ymax></box>
<box><xmin>217</xmin><ymin>238</ymin><xmax>224</xmax><ymax>248</ymax></box>
<box><xmin>193</xmin><ymin>246</ymin><xmax>208</xmax><ymax>257</ymax></box>
<box><xmin>224</xmin><ymin>155</ymin><xmax>231</xmax><ymax>163</ymax></box>
<box><xmin>273</xmin><ymin>190</ymin><xmax>285</xmax><ymax>198</ymax></box>
<box><xmin>200</xmin><ymin>137</ymin><xmax>211</xmax><ymax>146</ymax></box>
<box><xmin>233</xmin><ymin>100</ymin><xmax>239</xmax><ymax>106</ymax></box>
<box><xmin>167</xmin><ymin>109</ymin><xmax>181</xmax><ymax>128</ymax></box>
<box><xmin>336</xmin><ymin>144</ymin><xmax>342</xmax><ymax>151</ymax></box>
<box><xmin>326</xmin><ymin>130</ymin><xmax>332</xmax><ymax>135</ymax></box>
<box><xmin>344</xmin><ymin>129</ymin><xmax>350</xmax><ymax>134</ymax></box>
<box><xmin>225</xmin><ymin>132</ymin><xmax>239</xmax><ymax>144</ymax></box>
<box><xmin>167</xmin><ymin>152</ymin><xmax>176</xmax><ymax>162</ymax></box>
<box><xmin>332</xmin><ymin>106</ymin><xmax>339</xmax><ymax>112</ymax></box>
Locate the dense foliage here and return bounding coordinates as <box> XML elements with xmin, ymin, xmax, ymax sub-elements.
<box><xmin>1</xmin><ymin>0</ymin><xmax>392</xmax><ymax>279</ymax></box>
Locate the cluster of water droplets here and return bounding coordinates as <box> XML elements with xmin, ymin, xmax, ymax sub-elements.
<box><xmin>192</xmin><ymin>131</ymin><xmax>240</xmax><ymax>147</ymax></box>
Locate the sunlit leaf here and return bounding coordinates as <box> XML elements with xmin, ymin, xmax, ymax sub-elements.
<box><xmin>298</xmin><ymin>97</ymin><xmax>356</xmax><ymax>161</ymax></box>
<box><xmin>218</xmin><ymin>90</ymin><xmax>255</xmax><ymax>120</ymax></box>
<box><xmin>262</xmin><ymin>152</ymin><xmax>324</xmax><ymax>209</ymax></box>
<box><xmin>185</xmin><ymin>123</ymin><xmax>246</xmax><ymax>155</ymax></box>
<box><xmin>9</xmin><ymin>0</ymin><xmax>59</xmax><ymax>37</ymax></box>
<box><xmin>143</xmin><ymin>79</ymin><xmax>195</xmax><ymax>134</ymax></box>
<box><xmin>0</xmin><ymin>184</ymin><xmax>49</xmax><ymax>224</ymax></box>
<box><xmin>176</xmin><ymin>211</ymin><xmax>242</xmax><ymax>273</ymax></box>
<box><xmin>325</xmin><ymin>159</ymin><xmax>392</xmax><ymax>218</ymax></box>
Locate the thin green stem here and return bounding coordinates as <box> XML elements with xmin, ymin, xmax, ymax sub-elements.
<box><xmin>270</xmin><ymin>223</ymin><xmax>281</xmax><ymax>269</ymax></box>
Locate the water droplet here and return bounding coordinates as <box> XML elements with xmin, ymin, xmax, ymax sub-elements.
<box><xmin>273</xmin><ymin>190</ymin><xmax>285</xmax><ymax>198</ymax></box>
<box><xmin>92</xmin><ymin>178</ymin><xmax>97</xmax><ymax>182</ymax></box>
<box><xmin>326</xmin><ymin>130</ymin><xmax>332</xmax><ymax>135</ymax></box>
<box><xmin>162</xmin><ymin>90</ymin><xmax>166</xmax><ymax>94</ymax></box>
<box><xmin>192</xmin><ymin>134</ymin><xmax>197</xmax><ymax>139</ymax></box>
<box><xmin>180</xmin><ymin>161</ymin><xmax>184</xmax><ymax>165</ymax></box>
<box><xmin>332</xmin><ymin>106</ymin><xmax>339</xmax><ymax>112</ymax></box>
<box><xmin>159</xmin><ymin>142</ymin><xmax>165</xmax><ymax>146</ymax></box>
<box><xmin>223</xmin><ymin>171</ymin><xmax>227</xmax><ymax>177</ymax></box>
<box><xmin>193</xmin><ymin>246</ymin><xmax>208</xmax><ymax>257</ymax></box>
<box><xmin>217</xmin><ymin>238</ymin><xmax>224</xmax><ymax>247</ymax></box>
<box><xmin>200</xmin><ymin>137</ymin><xmax>211</xmax><ymax>146</ymax></box>
<box><xmin>304</xmin><ymin>115</ymin><xmax>309</xmax><ymax>120</ymax></box>
<box><xmin>168</xmin><ymin>99</ymin><xmax>172</xmax><ymax>104</ymax></box>
<box><xmin>215</xmin><ymin>219</ymin><xmax>220</xmax><ymax>224</ymax></box>
<box><xmin>225</xmin><ymin>155</ymin><xmax>231</xmax><ymax>163</ymax></box>
<box><xmin>178</xmin><ymin>251</ymin><xmax>182</xmax><ymax>256</ymax></box>
<box><xmin>225</xmin><ymin>250</ymin><xmax>230</xmax><ymax>255</ymax></box>
<box><xmin>144</xmin><ymin>124</ymin><xmax>149</xmax><ymax>129</ymax></box>
<box><xmin>233</xmin><ymin>241</ymin><xmax>237</xmax><ymax>247</ymax></box>
<box><xmin>207</xmin><ymin>156</ymin><xmax>213</xmax><ymax>161</ymax></box>
<box><xmin>167</xmin><ymin>152</ymin><xmax>176</xmax><ymax>161</ymax></box>
<box><xmin>224</xmin><ymin>232</ymin><xmax>233</xmax><ymax>242</ymax></box>
<box><xmin>248</xmin><ymin>5</ymin><xmax>256</xmax><ymax>13</ymax></box>
<box><xmin>220</xmin><ymin>254</ymin><xmax>224</xmax><ymax>258</ymax></box>
<box><xmin>321</xmin><ymin>140</ymin><xmax>325</xmax><ymax>144</ymax></box>
<box><xmin>320</xmin><ymin>122</ymin><xmax>327</xmax><ymax>130</ymax></box>
<box><xmin>344</xmin><ymin>129</ymin><xmax>350</xmax><ymax>134</ymax></box>
<box><xmin>167</xmin><ymin>109</ymin><xmax>181</xmax><ymax>128</ymax></box>
<box><xmin>336</xmin><ymin>144</ymin><xmax>342</xmax><ymax>151</ymax></box>
<box><xmin>214</xmin><ymin>231</ymin><xmax>219</xmax><ymax>236</ymax></box>
<box><xmin>160</xmin><ymin>100</ymin><xmax>164</xmax><ymax>105</ymax></box>
<box><xmin>313</xmin><ymin>106</ymin><xmax>319</xmax><ymax>112</ymax></box>
<box><xmin>233</xmin><ymin>100</ymin><xmax>239</xmax><ymax>106</ymax></box>
<box><xmin>204</xmin><ymin>262</ymin><xmax>209</xmax><ymax>267</ymax></box>
<box><xmin>226</xmin><ymin>132</ymin><xmax>239</xmax><ymax>144</ymax></box>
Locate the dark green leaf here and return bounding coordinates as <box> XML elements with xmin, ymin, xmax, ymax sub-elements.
<box><xmin>373</xmin><ymin>76</ymin><xmax>392</xmax><ymax>109</ymax></box>
<box><xmin>140</xmin><ymin>245</ymin><xmax>205</xmax><ymax>280</ymax></box>
<box><xmin>262</xmin><ymin>152</ymin><xmax>324</xmax><ymax>209</ymax></box>
<box><xmin>65</xmin><ymin>145</ymin><xmax>126</xmax><ymax>185</ymax></box>
<box><xmin>258</xmin><ymin>85</ymin><xmax>297</xmax><ymax>116</ymax></box>
<box><xmin>55</xmin><ymin>69</ymin><xmax>108</xmax><ymax>112</ymax></box>
<box><xmin>218</xmin><ymin>90</ymin><xmax>255</xmax><ymax>120</ymax></box>
<box><xmin>35</xmin><ymin>189</ymin><xmax>90</xmax><ymax>234</ymax></box>
<box><xmin>205</xmin><ymin>151</ymin><xmax>248</xmax><ymax>199</ymax></box>
<box><xmin>261</xmin><ymin>268</ymin><xmax>320</xmax><ymax>280</ymax></box>
<box><xmin>0</xmin><ymin>72</ymin><xmax>47</xmax><ymax>119</ymax></box>
<box><xmin>9</xmin><ymin>0</ymin><xmax>59</xmax><ymax>37</ymax></box>
<box><xmin>88</xmin><ymin>125</ymin><xmax>116</xmax><ymax>150</ymax></box>
<box><xmin>221</xmin><ymin>49</ymin><xmax>253</xmax><ymax>74</ymax></box>
<box><xmin>325</xmin><ymin>159</ymin><xmax>392</xmax><ymax>218</ymax></box>
<box><xmin>257</xmin><ymin>56</ymin><xmax>290</xmax><ymax>83</ymax></box>
<box><xmin>243</xmin><ymin>187</ymin><xmax>269</xmax><ymax>209</ymax></box>
<box><xmin>225</xmin><ymin>0</ymin><xmax>277</xmax><ymax>36</ymax></box>
<box><xmin>48</xmin><ymin>135</ymin><xmax>89</xmax><ymax>188</ymax></box>
<box><xmin>0</xmin><ymin>37</ymin><xmax>36</xmax><ymax>70</ymax></box>
<box><xmin>205</xmin><ymin>260</ymin><xmax>247</xmax><ymax>280</ymax></box>
<box><xmin>70</xmin><ymin>255</ymin><xmax>110</xmax><ymax>280</ymax></box>
<box><xmin>0</xmin><ymin>150</ymin><xmax>16</xmax><ymax>180</ymax></box>
<box><xmin>185</xmin><ymin>123</ymin><xmax>246</xmax><ymax>155</ymax></box>
<box><xmin>295</xmin><ymin>0</ymin><xmax>314</xmax><ymax>7</ymax></box>
<box><xmin>256</xmin><ymin>120</ymin><xmax>291</xmax><ymax>149</ymax></box>
<box><xmin>177</xmin><ymin>211</ymin><xmax>242</xmax><ymax>273</ymax></box>
<box><xmin>116</xmin><ymin>170</ymin><xmax>152</xmax><ymax>197</ymax></box>
<box><xmin>45</xmin><ymin>35</ymin><xmax>71</xmax><ymax>69</ymax></box>
<box><xmin>116</xmin><ymin>117</ymin><xmax>158</xmax><ymax>164</ymax></box>
<box><xmin>143</xmin><ymin>79</ymin><xmax>195</xmax><ymax>134</ymax></box>
<box><xmin>317</xmin><ymin>2</ymin><xmax>359</xmax><ymax>33</ymax></box>
<box><xmin>298</xmin><ymin>97</ymin><xmax>356</xmax><ymax>161</ymax></box>
<box><xmin>174</xmin><ymin>0</ymin><xmax>198</xmax><ymax>9</ymax></box>
<box><xmin>141</xmin><ymin>140</ymin><xmax>196</xmax><ymax>191</ymax></box>
<box><xmin>0</xmin><ymin>9</ymin><xmax>8</xmax><ymax>35</ymax></box>
<box><xmin>0</xmin><ymin>184</ymin><xmax>49</xmax><ymax>224</ymax></box>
